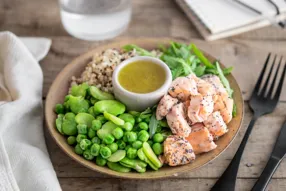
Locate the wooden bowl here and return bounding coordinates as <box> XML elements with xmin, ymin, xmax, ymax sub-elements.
<box><xmin>45</xmin><ymin>38</ymin><xmax>244</xmax><ymax>179</ymax></box>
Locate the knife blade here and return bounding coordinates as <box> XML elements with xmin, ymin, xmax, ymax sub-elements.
<box><xmin>252</xmin><ymin>119</ymin><xmax>286</xmax><ymax>191</ymax></box>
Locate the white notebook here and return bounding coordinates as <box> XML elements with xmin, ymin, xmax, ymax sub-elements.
<box><xmin>176</xmin><ymin>0</ymin><xmax>286</xmax><ymax>40</ymax></box>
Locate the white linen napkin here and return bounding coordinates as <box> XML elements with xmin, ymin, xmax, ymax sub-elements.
<box><xmin>0</xmin><ymin>32</ymin><xmax>61</xmax><ymax>191</ymax></box>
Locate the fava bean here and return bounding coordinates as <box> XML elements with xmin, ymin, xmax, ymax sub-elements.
<box><xmin>89</xmin><ymin>86</ymin><xmax>114</xmax><ymax>100</ymax></box>
<box><xmin>118</xmin><ymin>113</ymin><xmax>135</xmax><ymax>126</ymax></box>
<box><xmin>94</xmin><ymin>100</ymin><xmax>125</xmax><ymax>116</ymax></box>
<box><xmin>75</xmin><ymin>113</ymin><xmax>95</xmax><ymax>128</ymax></box>
<box><xmin>69</xmin><ymin>95</ymin><xmax>89</xmax><ymax>114</ymax></box>
<box><xmin>107</xmin><ymin>161</ymin><xmax>131</xmax><ymax>173</ymax></box>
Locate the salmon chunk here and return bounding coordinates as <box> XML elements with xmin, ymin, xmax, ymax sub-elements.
<box><xmin>187</xmin><ymin>94</ymin><xmax>214</xmax><ymax>124</ymax></box>
<box><xmin>201</xmin><ymin>75</ymin><xmax>228</xmax><ymax>97</ymax></box>
<box><xmin>168</xmin><ymin>74</ymin><xmax>198</xmax><ymax>101</ymax></box>
<box><xmin>156</xmin><ymin>95</ymin><xmax>178</xmax><ymax>120</ymax></box>
<box><xmin>164</xmin><ymin>135</ymin><xmax>195</xmax><ymax>166</ymax></box>
<box><xmin>196</xmin><ymin>78</ymin><xmax>216</xmax><ymax>97</ymax></box>
<box><xmin>166</xmin><ymin>103</ymin><xmax>191</xmax><ymax>137</ymax></box>
<box><xmin>186</xmin><ymin>126</ymin><xmax>217</xmax><ymax>154</ymax></box>
<box><xmin>203</xmin><ymin>111</ymin><xmax>228</xmax><ymax>138</ymax></box>
<box><xmin>214</xmin><ymin>96</ymin><xmax>233</xmax><ymax>124</ymax></box>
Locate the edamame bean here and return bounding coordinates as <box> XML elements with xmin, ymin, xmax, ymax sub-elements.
<box><xmin>153</xmin><ymin>133</ymin><xmax>164</xmax><ymax>143</ymax></box>
<box><xmin>112</xmin><ymin>127</ymin><xmax>124</xmax><ymax>140</ymax></box>
<box><xmin>138</xmin><ymin>122</ymin><xmax>148</xmax><ymax>130</ymax></box>
<box><xmin>88</xmin><ymin>128</ymin><xmax>96</xmax><ymax>139</ymax></box>
<box><xmin>55</xmin><ymin>104</ymin><xmax>64</xmax><ymax>114</ymax></box>
<box><xmin>103</xmin><ymin>134</ymin><xmax>115</xmax><ymax>145</ymax></box>
<box><xmin>100</xmin><ymin>146</ymin><xmax>112</xmax><ymax>159</ymax></box>
<box><xmin>80</xmin><ymin>139</ymin><xmax>92</xmax><ymax>150</ymax></box>
<box><xmin>83</xmin><ymin>149</ymin><xmax>94</xmax><ymax>160</ymax></box>
<box><xmin>67</xmin><ymin>136</ymin><xmax>76</xmax><ymax>145</ymax></box>
<box><xmin>74</xmin><ymin>144</ymin><xmax>83</xmax><ymax>155</ymax></box>
<box><xmin>127</xmin><ymin>147</ymin><xmax>137</xmax><ymax>159</ymax></box>
<box><xmin>96</xmin><ymin>155</ymin><xmax>107</xmax><ymax>166</ymax></box>
<box><xmin>76</xmin><ymin>134</ymin><xmax>87</xmax><ymax>143</ymax></box>
<box><xmin>132</xmin><ymin>141</ymin><xmax>143</xmax><ymax>149</ymax></box>
<box><xmin>107</xmin><ymin>143</ymin><xmax>118</xmax><ymax>153</ymax></box>
<box><xmin>77</xmin><ymin>124</ymin><xmax>88</xmax><ymax>134</ymax></box>
<box><xmin>138</xmin><ymin>130</ymin><xmax>149</xmax><ymax>142</ymax></box>
<box><xmin>91</xmin><ymin>119</ymin><xmax>102</xmax><ymax>131</ymax></box>
<box><xmin>152</xmin><ymin>143</ymin><xmax>163</xmax><ymax>155</ymax></box>
<box><xmin>91</xmin><ymin>137</ymin><xmax>101</xmax><ymax>144</ymax></box>
<box><xmin>90</xmin><ymin>143</ymin><xmax>100</xmax><ymax>156</ymax></box>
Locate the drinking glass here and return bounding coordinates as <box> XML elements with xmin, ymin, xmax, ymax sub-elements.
<box><xmin>59</xmin><ymin>0</ymin><xmax>132</xmax><ymax>41</ymax></box>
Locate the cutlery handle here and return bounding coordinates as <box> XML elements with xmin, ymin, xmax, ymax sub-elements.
<box><xmin>211</xmin><ymin>117</ymin><xmax>257</xmax><ymax>191</ymax></box>
<box><xmin>251</xmin><ymin>156</ymin><xmax>282</xmax><ymax>191</ymax></box>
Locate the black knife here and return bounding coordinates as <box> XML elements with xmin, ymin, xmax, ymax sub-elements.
<box><xmin>252</xmin><ymin>119</ymin><xmax>286</xmax><ymax>191</ymax></box>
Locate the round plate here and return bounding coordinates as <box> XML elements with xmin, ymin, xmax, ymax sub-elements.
<box><xmin>45</xmin><ymin>38</ymin><xmax>244</xmax><ymax>179</ymax></box>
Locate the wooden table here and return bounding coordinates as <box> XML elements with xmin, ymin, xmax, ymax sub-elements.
<box><xmin>2</xmin><ymin>0</ymin><xmax>286</xmax><ymax>190</ymax></box>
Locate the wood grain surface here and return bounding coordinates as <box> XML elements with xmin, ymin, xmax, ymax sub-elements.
<box><xmin>2</xmin><ymin>0</ymin><xmax>286</xmax><ymax>190</ymax></box>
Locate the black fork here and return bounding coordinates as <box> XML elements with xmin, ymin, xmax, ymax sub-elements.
<box><xmin>211</xmin><ymin>53</ymin><xmax>286</xmax><ymax>191</ymax></box>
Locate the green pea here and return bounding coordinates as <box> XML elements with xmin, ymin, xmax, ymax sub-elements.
<box><xmin>96</xmin><ymin>115</ymin><xmax>107</xmax><ymax>124</ymax></box>
<box><xmin>64</xmin><ymin>112</ymin><xmax>75</xmax><ymax>120</ymax></box>
<box><xmin>89</xmin><ymin>86</ymin><xmax>114</xmax><ymax>100</ymax></box>
<box><xmin>152</xmin><ymin>143</ymin><xmax>163</xmax><ymax>155</ymax></box>
<box><xmin>136</xmin><ymin>117</ymin><xmax>142</xmax><ymax>123</ymax></box>
<box><xmin>107</xmin><ymin>161</ymin><xmax>131</xmax><ymax>173</ymax></box>
<box><xmin>90</xmin><ymin>143</ymin><xmax>100</xmax><ymax>156</ymax></box>
<box><xmin>125</xmin><ymin>145</ymin><xmax>131</xmax><ymax>151</ymax></box>
<box><xmin>96</xmin><ymin>155</ymin><xmax>107</xmax><ymax>166</ymax></box>
<box><xmin>88</xmin><ymin>106</ymin><xmax>96</xmax><ymax>117</ymax></box>
<box><xmin>122</xmin><ymin>122</ymin><xmax>133</xmax><ymax>131</ymax></box>
<box><xmin>112</xmin><ymin>127</ymin><xmax>124</xmax><ymax>140</ymax></box>
<box><xmin>76</xmin><ymin>134</ymin><xmax>87</xmax><ymax>143</ymax></box>
<box><xmin>125</xmin><ymin>132</ymin><xmax>137</xmax><ymax>143</ymax></box>
<box><xmin>91</xmin><ymin>137</ymin><xmax>101</xmax><ymax>144</ymax></box>
<box><xmin>116</xmin><ymin>140</ymin><xmax>126</xmax><ymax>150</ymax></box>
<box><xmin>94</xmin><ymin>100</ymin><xmax>125</xmax><ymax>116</ymax></box>
<box><xmin>159</xmin><ymin>119</ymin><xmax>168</xmax><ymax>127</ymax></box>
<box><xmin>64</xmin><ymin>95</ymin><xmax>70</xmax><ymax>102</ymax></box>
<box><xmin>153</xmin><ymin>133</ymin><xmax>164</xmax><ymax>143</ymax></box>
<box><xmin>100</xmin><ymin>146</ymin><xmax>112</xmax><ymax>159</ymax></box>
<box><xmin>91</xmin><ymin>119</ymin><xmax>102</xmax><ymax>131</ymax></box>
<box><xmin>132</xmin><ymin>141</ymin><xmax>143</xmax><ymax>149</ymax></box>
<box><xmin>103</xmin><ymin>134</ymin><xmax>115</xmax><ymax>145</ymax></box>
<box><xmin>107</xmin><ymin>143</ymin><xmax>118</xmax><ymax>153</ymax></box>
<box><xmin>88</xmin><ymin>128</ymin><xmax>96</xmax><ymax>139</ymax></box>
<box><xmin>55</xmin><ymin>104</ymin><xmax>64</xmax><ymax>114</ymax></box>
<box><xmin>74</xmin><ymin>144</ymin><xmax>83</xmax><ymax>155</ymax></box>
<box><xmin>147</xmin><ymin>140</ymin><xmax>153</xmax><ymax>146</ymax></box>
<box><xmin>83</xmin><ymin>149</ymin><xmax>94</xmax><ymax>160</ymax></box>
<box><xmin>63</xmin><ymin>101</ymin><xmax>70</xmax><ymax>112</ymax></box>
<box><xmin>127</xmin><ymin>148</ymin><xmax>137</xmax><ymax>159</ymax></box>
<box><xmin>77</xmin><ymin>124</ymin><xmax>88</xmax><ymax>134</ymax></box>
<box><xmin>80</xmin><ymin>139</ymin><xmax>92</xmax><ymax>150</ymax></box>
<box><xmin>138</xmin><ymin>130</ymin><xmax>149</xmax><ymax>142</ymax></box>
<box><xmin>138</xmin><ymin>122</ymin><xmax>148</xmax><ymax>130</ymax></box>
<box><xmin>118</xmin><ymin>113</ymin><xmax>135</xmax><ymax>126</ymax></box>
<box><xmin>67</xmin><ymin>136</ymin><xmax>76</xmax><ymax>145</ymax></box>
<box><xmin>69</xmin><ymin>95</ymin><xmax>89</xmax><ymax>114</ymax></box>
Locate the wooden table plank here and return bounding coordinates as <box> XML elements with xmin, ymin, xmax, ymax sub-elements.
<box><xmin>46</xmin><ymin>102</ymin><xmax>286</xmax><ymax>179</ymax></box>
<box><xmin>58</xmin><ymin>178</ymin><xmax>286</xmax><ymax>191</ymax></box>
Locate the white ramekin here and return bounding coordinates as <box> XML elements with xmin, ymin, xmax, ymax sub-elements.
<box><xmin>112</xmin><ymin>56</ymin><xmax>172</xmax><ymax>111</ymax></box>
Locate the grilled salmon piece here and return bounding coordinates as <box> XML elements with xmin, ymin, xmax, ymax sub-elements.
<box><xmin>187</xmin><ymin>94</ymin><xmax>214</xmax><ymax>124</ymax></box>
<box><xmin>166</xmin><ymin>103</ymin><xmax>191</xmax><ymax>137</ymax></box>
<box><xmin>164</xmin><ymin>135</ymin><xmax>195</xmax><ymax>166</ymax></box>
<box><xmin>156</xmin><ymin>95</ymin><xmax>178</xmax><ymax>120</ymax></box>
<box><xmin>203</xmin><ymin>111</ymin><xmax>228</xmax><ymax>138</ymax></box>
<box><xmin>168</xmin><ymin>74</ymin><xmax>199</xmax><ymax>101</ymax></box>
<box><xmin>186</xmin><ymin>126</ymin><xmax>217</xmax><ymax>154</ymax></box>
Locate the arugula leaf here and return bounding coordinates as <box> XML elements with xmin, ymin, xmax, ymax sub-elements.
<box><xmin>122</xmin><ymin>44</ymin><xmax>154</xmax><ymax>57</ymax></box>
<box><xmin>192</xmin><ymin>44</ymin><xmax>215</xmax><ymax>69</ymax></box>
<box><xmin>216</xmin><ymin>62</ymin><xmax>233</xmax><ymax>97</ymax></box>
<box><xmin>149</xmin><ymin>112</ymin><xmax>159</xmax><ymax>138</ymax></box>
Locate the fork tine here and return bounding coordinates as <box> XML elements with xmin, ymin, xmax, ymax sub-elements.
<box><xmin>266</xmin><ymin>58</ymin><xmax>281</xmax><ymax>98</ymax></box>
<box><xmin>260</xmin><ymin>55</ymin><xmax>276</xmax><ymax>96</ymax></box>
<box><xmin>254</xmin><ymin>53</ymin><xmax>271</xmax><ymax>94</ymax></box>
<box><xmin>273</xmin><ymin>62</ymin><xmax>286</xmax><ymax>100</ymax></box>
